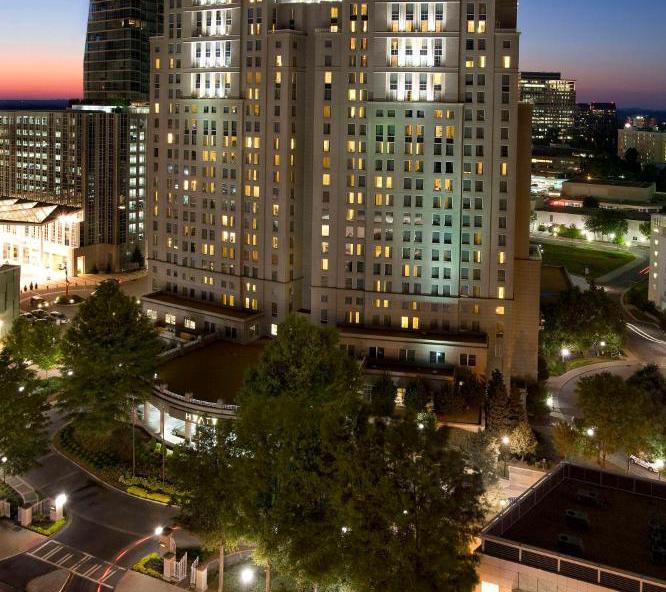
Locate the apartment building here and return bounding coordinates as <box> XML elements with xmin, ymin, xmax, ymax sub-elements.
<box><xmin>520</xmin><ymin>72</ymin><xmax>576</xmax><ymax>144</ymax></box>
<box><xmin>84</xmin><ymin>0</ymin><xmax>164</xmax><ymax>103</ymax></box>
<box><xmin>145</xmin><ymin>0</ymin><xmax>540</xmax><ymax>380</ymax></box>
<box><xmin>618</xmin><ymin>126</ymin><xmax>666</xmax><ymax>164</ymax></box>
<box><xmin>0</xmin><ymin>105</ymin><xmax>148</xmax><ymax>273</ymax></box>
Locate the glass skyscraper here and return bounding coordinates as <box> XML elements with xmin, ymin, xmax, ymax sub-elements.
<box><xmin>84</xmin><ymin>0</ymin><xmax>163</xmax><ymax>103</ymax></box>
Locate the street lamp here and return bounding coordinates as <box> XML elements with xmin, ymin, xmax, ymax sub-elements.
<box><xmin>560</xmin><ymin>347</ymin><xmax>571</xmax><ymax>362</ymax></box>
<box><xmin>240</xmin><ymin>567</ymin><xmax>255</xmax><ymax>586</ymax></box>
<box><xmin>1</xmin><ymin>456</ymin><xmax>6</xmax><ymax>484</ymax></box>
<box><xmin>51</xmin><ymin>493</ymin><xmax>67</xmax><ymax>521</ymax></box>
<box><xmin>656</xmin><ymin>459</ymin><xmax>664</xmax><ymax>481</ymax></box>
<box><xmin>154</xmin><ymin>526</ymin><xmax>164</xmax><ymax>536</ymax></box>
<box><xmin>586</xmin><ymin>427</ymin><xmax>595</xmax><ymax>438</ymax></box>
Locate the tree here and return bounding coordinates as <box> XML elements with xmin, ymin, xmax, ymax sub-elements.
<box><xmin>231</xmin><ymin>315</ymin><xmax>365</xmax><ymax>589</ymax></box>
<box><xmin>639</xmin><ymin>220</ymin><xmax>652</xmax><ymax>241</ymax></box>
<box><xmin>170</xmin><ymin>423</ymin><xmax>243</xmax><ymax>592</ymax></box>
<box><xmin>5</xmin><ymin>317</ymin><xmax>63</xmax><ymax>370</ymax></box>
<box><xmin>509</xmin><ymin>422</ymin><xmax>538</xmax><ymax>461</ymax></box>
<box><xmin>576</xmin><ymin>372</ymin><xmax>654</xmax><ymax>466</ymax></box>
<box><xmin>369</xmin><ymin>373</ymin><xmax>397</xmax><ymax>417</ymax></box>
<box><xmin>459</xmin><ymin>430</ymin><xmax>500</xmax><ymax>489</ymax></box>
<box><xmin>485</xmin><ymin>370</ymin><xmax>514</xmax><ymax>436</ymax></box>
<box><xmin>58</xmin><ymin>281</ymin><xmax>161</xmax><ymax>438</ymax></box>
<box><xmin>339</xmin><ymin>415</ymin><xmax>485</xmax><ymax>592</ymax></box>
<box><xmin>0</xmin><ymin>350</ymin><xmax>49</xmax><ymax>475</ymax></box>
<box><xmin>584</xmin><ymin>209</ymin><xmax>629</xmax><ymax>242</ymax></box>
<box><xmin>404</xmin><ymin>378</ymin><xmax>431</xmax><ymax>412</ymax></box>
<box><xmin>552</xmin><ymin>421</ymin><xmax>580</xmax><ymax>461</ymax></box>
<box><xmin>542</xmin><ymin>285</ymin><xmax>625</xmax><ymax>359</ymax></box>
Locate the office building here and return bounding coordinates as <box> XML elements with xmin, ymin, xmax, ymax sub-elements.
<box><xmin>0</xmin><ymin>106</ymin><xmax>148</xmax><ymax>275</ymax></box>
<box><xmin>0</xmin><ymin>264</ymin><xmax>20</xmax><ymax>339</ymax></box>
<box><xmin>476</xmin><ymin>463</ymin><xmax>666</xmax><ymax>592</ymax></box>
<box><xmin>574</xmin><ymin>102</ymin><xmax>617</xmax><ymax>152</ymax></box>
<box><xmin>84</xmin><ymin>0</ymin><xmax>164</xmax><ymax>103</ymax></box>
<box><xmin>618</xmin><ymin>126</ymin><xmax>666</xmax><ymax>164</ymax></box>
<box><xmin>144</xmin><ymin>0</ymin><xmax>541</xmax><ymax>381</ymax></box>
<box><xmin>520</xmin><ymin>72</ymin><xmax>576</xmax><ymax>144</ymax></box>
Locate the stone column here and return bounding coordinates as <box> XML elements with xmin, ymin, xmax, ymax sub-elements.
<box><xmin>163</xmin><ymin>553</ymin><xmax>176</xmax><ymax>580</ymax></box>
<box><xmin>18</xmin><ymin>504</ymin><xmax>32</xmax><ymax>527</ymax></box>
<box><xmin>184</xmin><ymin>419</ymin><xmax>193</xmax><ymax>441</ymax></box>
<box><xmin>194</xmin><ymin>564</ymin><xmax>208</xmax><ymax>591</ymax></box>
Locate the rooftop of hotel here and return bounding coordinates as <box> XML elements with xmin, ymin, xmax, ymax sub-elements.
<box><xmin>481</xmin><ymin>463</ymin><xmax>666</xmax><ymax>587</ymax></box>
<box><xmin>0</xmin><ymin>198</ymin><xmax>80</xmax><ymax>225</ymax></box>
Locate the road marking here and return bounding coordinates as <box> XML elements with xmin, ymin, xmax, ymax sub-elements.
<box><xmin>27</xmin><ymin>541</ymin><xmax>125</xmax><ymax>590</ymax></box>
<box><xmin>626</xmin><ymin>322</ymin><xmax>666</xmax><ymax>344</ymax></box>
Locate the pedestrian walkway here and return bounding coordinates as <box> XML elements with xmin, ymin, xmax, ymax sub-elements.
<box><xmin>114</xmin><ymin>570</ymin><xmax>183</xmax><ymax>592</ymax></box>
<box><xmin>596</xmin><ymin>252</ymin><xmax>648</xmax><ymax>285</ymax></box>
<box><xmin>0</xmin><ymin>519</ymin><xmax>45</xmax><ymax>562</ymax></box>
<box><xmin>28</xmin><ymin>540</ymin><xmax>126</xmax><ymax>590</ymax></box>
<box><xmin>546</xmin><ymin>357</ymin><xmax>639</xmax><ymax>395</ymax></box>
<box><xmin>5</xmin><ymin>475</ymin><xmax>39</xmax><ymax>505</ymax></box>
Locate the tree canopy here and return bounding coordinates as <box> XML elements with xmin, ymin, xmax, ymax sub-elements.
<box><xmin>172</xmin><ymin>316</ymin><xmax>486</xmax><ymax>592</ymax></box>
<box><xmin>584</xmin><ymin>209</ymin><xmax>629</xmax><ymax>242</ymax></box>
<box><xmin>0</xmin><ymin>350</ymin><xmax>49</xmax><ymax>475</ymax></box>
<box><xmin>58</xmin><ymin>281</ymin><xmax>161</xmax><ymax>435</ymax></box>
<box><xmin>5</xmin><ymin>317</ymin><xmax>63</xmax><ymax>370</ymax></box>
<box><xmin>542</xmin><ymin>285</ymin><xmax>625</xmax><ymax>359</ymax></box>
<box><xmin>576</xmin><ymin>372</ymin><xmax>654</xmax><ymax>466</ymax></box>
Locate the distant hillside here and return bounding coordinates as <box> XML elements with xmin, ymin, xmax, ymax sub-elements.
<box><xmin>0</xmin><ymin>99</ymin><xmax>70</xmax><ymax>111</ymax></box>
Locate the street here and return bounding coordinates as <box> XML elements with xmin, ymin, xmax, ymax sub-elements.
<box><xmin>547</xmin><ymin>246</ymin><xmax>666</xmax><ymax>481</ymax></box>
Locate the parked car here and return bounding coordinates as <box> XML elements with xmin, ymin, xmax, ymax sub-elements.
<box><xmin>630</xmin><ymin>455</ymin><xmax>664</xmax><ymax>473</ymax></box>
<box><xmin>29</xmin><ymin>295</ymin><xmax>47</xmax><ymax>309</ymax></box>
<box><xmin>19</xmin><ymin>312</ymin><xmax>35</xmax><ymax>322</ymax></box>
<box><xmin>30</xmin><ymin>309</ymin><xmax>49</xmax><ymax>320</ymax></box>
<box><xmin>48</xmin><ymin>311</ymin><xmax>69</xmax><ymax>324</ymax></box>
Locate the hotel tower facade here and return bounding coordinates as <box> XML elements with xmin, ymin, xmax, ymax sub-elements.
<box><xmin>144</xmin><ymin>0</ymin><xmax>540</xmax><ymax>380</ymax></box>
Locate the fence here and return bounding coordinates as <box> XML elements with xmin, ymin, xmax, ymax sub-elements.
<box><xmin>174</xmin><ymin>552</ymin><xmax>188</xmax><ymax>583</ymax></box>
<box><xmin>190</xmin><ymin>556</ymin><xmax>200</xmax><ymax>587</ymax></box>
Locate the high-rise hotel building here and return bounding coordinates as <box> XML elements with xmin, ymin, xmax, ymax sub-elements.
<box><xmin>144</xmin><ymin>0</ymin><xmax>540</xmax><ymax>380</ymax></box>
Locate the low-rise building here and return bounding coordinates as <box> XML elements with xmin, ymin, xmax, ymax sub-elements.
<box><xmin>563</xmin><ymin>178</ymin><xmax>656</xmax><ymax>203</ymax></box>
<box><xmin>0</xmin><ymin>264</ymin><xmax>19</xmax><ymax>339</ymax></box>
<box><xmin>476</xmin><ymin>462</ymin><xmax>666</xmax><ymax>592</ymax></box>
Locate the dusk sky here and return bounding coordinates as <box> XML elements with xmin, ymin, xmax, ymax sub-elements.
<box><xmin>0</xmin><ymin>0</ymin><xmax>665</xmax><ymax>108</ymax></box>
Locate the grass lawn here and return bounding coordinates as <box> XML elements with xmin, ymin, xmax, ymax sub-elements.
<box><xmin>28</xmin><ymin>515</ymin><xmax>66</xmax><ymax>536</ymax></box>
<box><xmin>538</xmin><ymin>243</ymin><xmax>634</xmax><ymax>279</ymax></box>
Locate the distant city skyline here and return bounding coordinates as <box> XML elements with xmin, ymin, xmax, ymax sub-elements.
<box><xmin>0</xmin><ymin>0</ymin><xmax>665</xmax><ymax>108</ymax></box>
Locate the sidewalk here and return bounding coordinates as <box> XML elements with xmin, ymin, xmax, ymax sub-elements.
<box><xmin>546</xmin><ymin>357</ymin><xmax>639</xmax><ymax>394</ymax></box>
<box><xmin>0</xmin><ymin>519</ymin><xmax>45</xmax><ymax>561</ymax></box>
<box><xmin>596</xmin><ymin>252</ymin><xmax>648</xmax><ymax>285</ymax></box>
<box><xmin>115</xmin><ymin>571</ymin><xmax>184</xmax><ymax>592</ymax></box>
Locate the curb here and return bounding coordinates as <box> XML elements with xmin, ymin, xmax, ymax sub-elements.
<box><xmin>50</xmin><ymin>444</ymin><xmax>175</xmax><ymax>509</ymax></box>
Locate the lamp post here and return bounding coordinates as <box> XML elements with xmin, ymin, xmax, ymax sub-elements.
<box><xmin>560</xmin><ymin>347</ymin><xmax>571</xmax><ymax>363</ymax></box>
<box><xmin>1</xmin><ymin>456</ymin><xmax>7</xmax><ymax>483</ymax></box>
<box><xmin>58</xmin><ymin>262</ymin><xmax>69</xmax><ymax>297</ymax></box>
<box><xmin>51</xmin><ymin>493</ymin><xmax>67</xmax><ymax>522</ymax></box>
<box><xmin>656</xmin><ymin>459</ymin><xmax>664</xmax><ymax>481</ymax></box>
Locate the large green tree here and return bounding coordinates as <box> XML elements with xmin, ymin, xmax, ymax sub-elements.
<box><xmin>0</xmin><ymin>350</ymin><xmax>49</xmax><ymax>475</ymax></box>
<box><xmin>5</xmin><ymin>317</ymin><xmax>63</xmax><ymax>370</ymax></box>
<box><xmin>58</xmin><ymin>281</ymin><xmax>161</xmax><ymax>436</ymax></box>
<box><xmin>339</xmin><ymin>415</ymin><xmax>484</xmax><ymax>592</ymax></box>
<box><xmin>369</xmin><ymin>373</ymin><xmax>397</xmax><ymax>417</ymax></box>
<box><xmin>584</xmin><ymin>209</ymin><xmax>629</xmax><ymax>242</ymax></box>
<box><xmin>485</xmin><ymin>370</ymin><xmax>514</xmax><ymax>436</ymax></box>
<box><xmin>542</xmin><ymin>285</ymin><xmax>625</xmax><ymax>359</ymax></box>
<box><xmin>576</xmin><ymin>372</ymin><xmax>654</xmax><ymax>466</ymax></box>
<box><xmin>231</xmin><ymin>315</ymin><xmax>364</xmax><ymax>589</ymax></box>
<box><xmin>170</xmin><ymin>422</ymin><xmax>243</xmax><ymax>592</ymax></box>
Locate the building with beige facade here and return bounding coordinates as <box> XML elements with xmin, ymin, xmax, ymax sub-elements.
<box><xmin>648</xmin><ymin>213</ymin><xmax>666</xmax><ymax>311</ymax></box>
<box><xmin>144</xmin><ymin>0</ymin><xmax>541</xmax><ymax>381</ymax></box>
<box><xmin>618</xmin><ymin>126</ymin><xmax>666</xmax><ymax>164</ymax></box>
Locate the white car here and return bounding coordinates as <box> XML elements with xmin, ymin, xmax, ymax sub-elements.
<box><xmin>630</xmin><ymin>455</ymin><xmax>664</xmax><ymax>473</ymax></box>
<box><xmin>48</xmin><ymin>311</ymin><xmax>69</xmax><ymax>324</ymax></box>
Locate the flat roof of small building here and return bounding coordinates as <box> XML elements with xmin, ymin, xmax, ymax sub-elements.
<box><xmin>158</xmin><ymin>339</ymin><xmax>268</xmax><ymax>404</ymax></box>
<box><xmin>143</xmin><ymin>291</ymin><xmax>262</xmax><ymax>321</ymax></box>
<box><xmin>566</xmin><ymin>177</ymin><xmax>655</xmax><ymax>189</ymax></box>
<box><xmin>481</xmin><ymin>463</ymin><xmax>666</xmax><ymax>587</ymax></box>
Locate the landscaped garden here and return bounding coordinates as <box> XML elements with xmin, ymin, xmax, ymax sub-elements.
<box><xmin>55</xmin><ymin>423</ymin><xmax>177</xmax><ymax>504</ymax></box>
<box><xmin>538</xmin><ymin>243</ymin><xmax>634</xmax><ymax>279</ymax></box>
